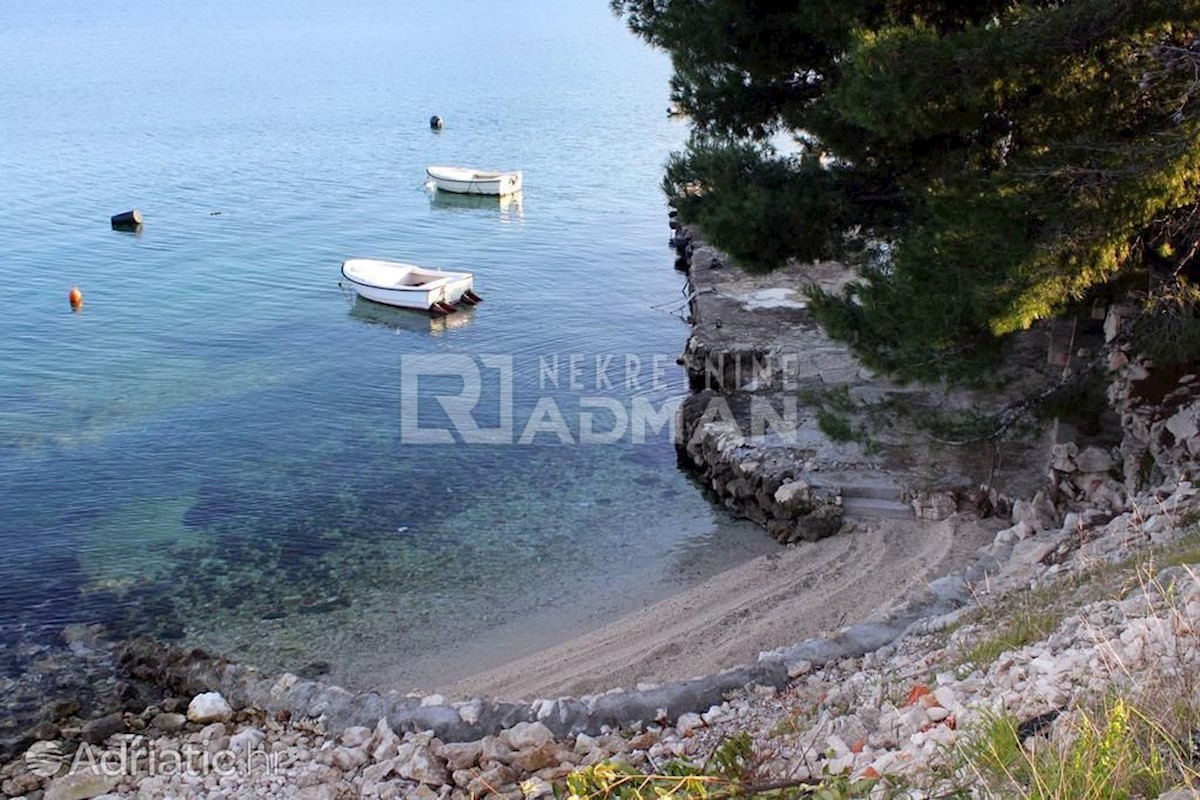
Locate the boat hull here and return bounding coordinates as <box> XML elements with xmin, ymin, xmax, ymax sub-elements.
<box><xmin>426</xmin><ymin>166</ymin><xmax>523</xmax><ymax>196</ymax></box>
<box><xmin>340</xmin><ymin>259</ymin><xmax>474</xmax><ymax>312</ymax></box>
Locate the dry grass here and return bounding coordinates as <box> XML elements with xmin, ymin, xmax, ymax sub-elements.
<box><xmin>957</xmin><ymin>561</ymin><xmax>1200</xmax><ymax>799</ymax></box>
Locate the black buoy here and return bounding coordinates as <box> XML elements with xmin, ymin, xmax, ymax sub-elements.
<box><xmin>430</xmin><ymin>115</ymin><xmax>444</xmax><ymax>130</ymax></box>
<box><xmin>111</xmin><ymin>208</ymin><xmax>143</xmax><ymax>231</ymax></box>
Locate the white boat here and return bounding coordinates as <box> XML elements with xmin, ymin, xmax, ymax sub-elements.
<box><xmin>426</xmin><ymin>165</ymin><xmax>523</xmax><ymax>196</ymax></box>
<box><xmin>340</xmin><ymin>258</ymin><xmax>480</xmax><ymax>315</ymax></box>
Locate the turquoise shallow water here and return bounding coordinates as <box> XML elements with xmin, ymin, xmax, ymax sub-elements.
<box><xmin>0</xmin><ymin>1</ymin><xmax>769</xmax><ymax>688</ymax></box>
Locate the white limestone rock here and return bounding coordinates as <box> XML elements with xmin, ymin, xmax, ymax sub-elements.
<box><xmin>339</xmin><ymin>726</ymin><xmax>372</xmax><ymax>749</ymax></box>
<box><xmin>925</xmin><ymin>706</ymin><xmax>950</xmax><ymax>723</ymax></box>
<box><xmin>1051</xmin><ymin>442</ymin><xmax>1079</xmax><ymax>473</ymax></box>
<box><xmin>371</xmin><ymin>718</ymin><xmax>399</xmax><ymax>763</ymax></box>
<box><xmin>330</xmin><ymin>745</ymin><xmax>369</xmax><ymax>771</ymax></box>
<box><xmin>1166</xmin><ymin>405</ymin><xmax>1200</xmax><ymax>445</ymax></box>
<box><xmin>675</xmin><ymin>712</ymin><xmax>704</xmax><ymax>736</ymax></box>
<box><xmin>394</xmin><ymin>741</ymin><xmax>449</xmax><ymax>785</ymax></box>
<box><xmin>438</xmin><ymin>740</ymin><xmax>483</xmax><ymax>772</ymax></box>
<box><xmin>44</xmin><ymin>772</ymin><xmax>119</xmax><ymax>800</ymax></box>
<box><xmin>230</xmin><ymin>727</ymin><xmax>266</xmax><ymax>753</ymax></box>
<box><xmin>1075</xmin><ymin>446</ymin><xmax>1115</xmax><ymax>474</ymax></box>
<box><xmin>186</xmin><ymin>692</ymin><xmax>233</xmax><ymax>724</ymax></box>
<box><xmin>774</xmin><ymin>480</ymin><xmax>810</xmax><ymax>506</ymax></box>
<box><xmin>499</xmin><ymin>721</ymin><xmax>554</xmax><ymax>752</ymax></box>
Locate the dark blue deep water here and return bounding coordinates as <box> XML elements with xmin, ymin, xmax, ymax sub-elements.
<box><xmin>0</xmin><ymin>1</ymin><xmax>769</xmax><ymax>689</ymax></box>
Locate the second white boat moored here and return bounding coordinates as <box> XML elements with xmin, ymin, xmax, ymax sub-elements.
<box><xmin>426</xmin><ymin>165</ymin><xmax>523</xmax><ymax>196</ymax></box>
<box><xmin>340</xmin><ymin>258</ymin><xmax>481</xmax><ymax>315</ymax></box>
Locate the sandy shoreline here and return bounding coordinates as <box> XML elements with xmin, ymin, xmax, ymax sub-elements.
<box><xmin>437</xmin><ymin>514</ymin><xmax>1004</xmax><ymax>701</ymax></box>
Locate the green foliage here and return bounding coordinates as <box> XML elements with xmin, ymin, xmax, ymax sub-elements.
<box><xmin>1131</xmin><ymin>281</ymin><xmax>1200</xmax><ymax>368</ymax></box>
<box><xmin>958</xmin><ymin>700</ymin><xmax>1183</xmax><ymax>799</ymax></box>
<box><xmin>706</xmin><ymin>731</ymin><xmax>755</xmax><ymax>782</ymax></box>
<box><xmin>558</xmin><ymin>733</ymin><xmax>755</xmax><ymax>798</ymax></box>
<box><xmin>558</xmin><ymin>732</ymin><xmax>887</xmax><ymax>798</ymax></box>
<box><xmin>952</xmin><ymin>542</ymin><xmax>1200</xmax><ymax>797</ymax></box>
<box><xmin>956</xmin><ymin>602</ymin><xmax>1063</xmax><ymax>673</ymax></box>
<box><xmin>1034</xmin><ymin>374</ymin><xmax>1111</xmax><ymax>425</ymax></box>
<box><xmin>804</xmin><ymin>262</ymin><xmax>1005</xmax><ymax>381</ymax></box>
<box><xmin>664</xmin><ymin>142</ymin><xmax>858</xmax><ymax>271</ymax></box>
<box><xmin>614</xmin><ymin>0</ymin><xmax>1200</xmax><ymax>380</ymax></box>
<box><xmin>561</xmin><ymin>762</ymin><xmax>713</xmax><ymax>799</ymax></box>
<box><xmin>958</xmin><ymin>712</ymin><xmax>1027</xmax><ymax>788</ymax></box>
<box><xmin>913</xmin><ymin>408</ymin><xmax>997</xmax><ymax>443</ymax></box>
<box><xmin>799</xmin><ymin>385</ymin><xmax>878</xmax><ymax>446</ymax></box>
<box><xmin>816</xmin><ymin>410</ymin><xmax>856</xmax><ymax>443</ymax></box>
<box><xmin>797</xmin><ymin>384</ymin><xmax>856</xmax><ymax>414</ymax></box>
<box><xmin>952</xmin><ymin>569</ymin><xmax>1110</xmax><ymax>674</ymax></box>
<box><xmin>1159</xmin><ymin>528</ymin><xmax>1200</xmax><ymax>565</ymax></box>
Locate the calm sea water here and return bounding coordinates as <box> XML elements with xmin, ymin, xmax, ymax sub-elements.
<box><xmin>0</xmin><ymin>1</ymin><xmax>770</xmax><ymax>689</ymax></box>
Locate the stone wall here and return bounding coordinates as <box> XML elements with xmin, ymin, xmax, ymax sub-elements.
<box><xmin>676</xmin><ymin>390</ymin><xmax>847</xmax><ymax>543</ymax></box>
<box><xmin>1104</xmin><ymin>301</ymin><xmax>1200</xmax><ymax>490</ymax></box>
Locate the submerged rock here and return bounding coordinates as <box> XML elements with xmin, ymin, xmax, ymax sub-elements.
<box><xmin>149</xmin><ymin>712</ymin><xmax>186</xmax><ymax>732</ymax></box>
<box><xmin>80</xmin><ymin>712</ymin><xmax>124</xmax><ymax>744</ymax></box>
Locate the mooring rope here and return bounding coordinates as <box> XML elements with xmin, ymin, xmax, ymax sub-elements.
<box><xmin>650</xmin><ymin>285</ymin><xmax>710</xmax><ymax>311</ymax></box>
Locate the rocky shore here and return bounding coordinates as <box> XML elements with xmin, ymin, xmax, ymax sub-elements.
<box><xmin>669</xmin><ymin>223</ymin><xmax>1066</xmax><ymax>543</ymax></box>
<box><xmin>3</xmin><ymin>477</ymin><xmax>1198</xmax><ymax>798</ymax></box>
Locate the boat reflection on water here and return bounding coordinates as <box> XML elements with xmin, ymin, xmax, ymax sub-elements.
<box><xmin>348</xmin><ymin>296</ymin><xmax>475</xmax><ymax>335</ymax></box>
<box><xmin>428</xmin><ymin>189</ymin><xmax>524</xmax><ymax>223</ymax></box>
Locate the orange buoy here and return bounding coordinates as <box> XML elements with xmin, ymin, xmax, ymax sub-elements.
<box><xmin>68</xmin><ymin>287</ymin><xmax>83</xmax><ymax>311</ymax></box>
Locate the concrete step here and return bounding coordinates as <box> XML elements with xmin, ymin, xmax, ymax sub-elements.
<box><xmin>810</xmin><ymin>472</ymin><xmax>906</xmax><ymax>502</ymax></box>
<box><xmin>839</xmin><ymin>482</ymin><xmax>905</xmax><ymax>502</ymax></box>
<box><xmin>842</xmin><ymin>496</ymin><xmax>913</xmax><ymax>520</ymax></box>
